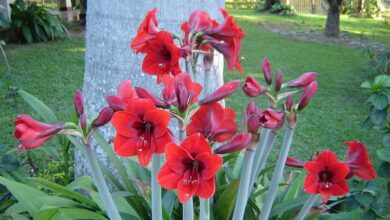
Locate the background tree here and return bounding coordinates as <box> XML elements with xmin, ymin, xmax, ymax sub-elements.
<box><xmin>75</xmin><ymin>1</ymin><xmax>225</xmax><ymax>178</ymax></box>
<box><xmin>325</xmin><ymin>0</ymin><xmax>343</xmax><ymax>37</ymax></box>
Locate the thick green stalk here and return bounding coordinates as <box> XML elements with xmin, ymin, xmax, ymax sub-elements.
<box><xmin>152</xmin><ymin>154</ymin><xmax>162</xmax><ymax>220</ymax></box>
<box><xmin>248</xmin><ymin>131</ymin><xmax>277</xmax><ymax>197</ymax></box>
<box><xmin>232</xmin><ymin>148</ymin><xmax>255</xmax><ymax>220</ymax></box>
<box><xmin>248</xmin><ymin>129</ymin><xmax>270</xmax><ymax>189</ymax></box>
<box><xmin>186</xmin><ymin>58</ymin><xmax>194</xmax><ymax>80</ymax></box>
<box><xmin>200</xmin><ymin>198</ymin><xmax>210</xmax><ymax>220</ymax></box>
<box><xmin>295</xmin><ymin>194</ymin><xmax>319</xmax><ymax>220</ymax></box>
<box><xmin>203</xmin><ymin>69</ymin><xmax>211</xmax><ymax>97</ymax></box>
<box><xmin>84</xmin><ymin>145</ymin><xmax>121</xmax><ymax>220</ymax></box>
<box><xmin>258</xmin><ymin>127</ymin><xmax>294</xmax><ymax>220</ymax></box>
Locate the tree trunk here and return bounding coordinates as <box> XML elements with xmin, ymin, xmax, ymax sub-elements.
<box><xmin>325</xmin><ymin>0</ymin><xmax>342</xmax><ymax>37</ymax></box>
<box><xmin>75</xmin><ymin>1</ymin><xmax>225</xmax><ymax>179</ymax></box>
<box><xmin>357</xmin><ymin>0</ymin><xmax>365</xmax><ymax>15</ymax></box>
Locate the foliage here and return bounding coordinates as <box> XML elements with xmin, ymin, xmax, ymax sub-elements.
<box><xmin>269</xmin><ymin>3</ymin><xmax>296</xmax><ymax>16</ymax></box>
<box><xmin>341</xmin><ymin>0</ymin><xmax>381</xmax><ymax>18</ymax></box>
<box><xmin>365</xmin><ymin>46</ymin><xmax>390</xmax><ymax>75</ymax></box>
<box><xmin>0</xmin><ymin>0</ymin><xmax>68</xmax><ymax>44</ymax></box>
<box><xmin>361</xmin><ymin>75</ymin><xmax>390</xmax><ymax>218</ymax></box>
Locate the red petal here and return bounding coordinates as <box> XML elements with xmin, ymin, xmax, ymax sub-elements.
<box><xmin>152</xmin><ymin>132</ymin><xmax>172</xmax><ymax>154</ymax></box>
<box><xmin>113</xmin><ymin>135</ymin><xmax>138</xmax><ymax>157</ymax></box>
<box><xmin>165</xmin><ymin>143</ymin><xmax>193</xmax><ymax>173</ymax></box>
<box><xmin>196</xmin><ymin>153</ymin><xmax>223</xmax><ymax>180</ymax></box>
<box><xmin>111</xmin><ymin>112</ymin><xmax>141</xmax><ymax>137</ymax></box>
<box><xmin>181</xmin><ymin>133</ymin><xmax>211</xmax><ymax>157</ymax></box>
<box><xmin>137</xmin><ymin>143</ymin><xmax>154</xmax><ymax>167</ymax></box>
<box><xmin>303</xmin><ymin>173</ymin><xmax>320</xmax><ymax>195</ymax></box>
<box><xmin>144</xmin><ymin>109</ymin><xmax>170</xmax><ymax>137</ymax></box>
<box><xmin>344</xmin><ymin>140</ymin><xmax>376</xmax><ymax>180</ymax></box>
<box><xmin>177</xmin><ymin>170</ymin><xmax>199</xmax><ymax>203</ymax></box>
<box><xmin>157</xmin><ymin>164</ymin><xmax>182</xmax><ymax>190</ymax></box>
<box><xmin>195</xmin><ymin>178</ymin><xmax>216</xmax><ymax>199</ymax></box>
<box><xmin>125</xmin><ymin>99</ymin><xmax>156</xmax><ymax>117</ymax></box>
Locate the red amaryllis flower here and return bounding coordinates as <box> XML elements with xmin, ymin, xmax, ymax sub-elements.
<box><xmin>162</xmin><ymin>73</ymin><xmax>202</xmax><ymax>112</ymax></box>
<box><xmin>199</xmin><ymin>80</ymin><xmax>240</xmax><ymax>105</ymax></box>
<box><xmin>214</xmin><ymin>133</ymin><xmax>252</xmax><ymax>154</ymax></box>
<box><xmin>242</xmin><ymin>76</ymin><xmax>265</xmax><ymax>97</ymax></box>
<box><xmin>245</xmin><ymin>101</ymin><xmax>285</xmax><ymax>133</ymax></box>
<box><xmin>186</xmin><ymin>102</ymin><xmax>237</xmax><ymax>143</ymax></box>
<box><xmin>181</xmin><ymin>10</ymin><xmax>218</xmax><ymax>36</ymax></box>
<box><xmin>14</xmin><ymin>115</ymin><xmax>65</xmax><ymax>150</ymax></box>
<box><xmin>131</xmin><ymin>8</ymin><xmax>160</xmax><ymax>53</ymax></box>
<box><xmin>297</xmin><ymin>81</ymin><xmax>318</xmax><ymax>111</ymax></box>
<box><xmin>262</xmin><ymin>58</ymin><xmax>272</xmax><ymax>85</ymax></box>
<box><xmin>142</xmin><ymin>31</ymin><xmax>181</xmax><ymax>83</ymax></box>
<box><xmin>304</xmin><ymin>150</ymin><xmax>350</xmax><ymax>202</ymax></box>
<box><xmin>344</xmin><ymin>140</ymin><xmax>376</xmax><ymax>180</ymax></box>
<box><xmin>111</xmin><ymin>99</ymin><xmax>172</xmax><ymax>167</ymax></box>
<box><xmin>107</xmin><ymin>80</ymin><xmax>138</xmax><ymax>111</ymax></box>
<box><xmin>158</xmin><ymin>133</ymin><xmax>223</xmax><ymax>203</ymax></box>
<box><xmin>203</xmin><ymin>9</ymin><xmax>244</xmax><ymax>73</ymax></box>
<box><xmin>286</xmin><ymin>72</ymin><xmax>317</xmax><ymax>88</ymax></box>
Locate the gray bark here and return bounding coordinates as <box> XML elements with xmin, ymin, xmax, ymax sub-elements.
<box><xmin>76</xmin><ymin>1</ymin><xmax>225</xmax><ymax>179</ymax></box>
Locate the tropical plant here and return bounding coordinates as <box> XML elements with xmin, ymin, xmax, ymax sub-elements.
<box><xmin>0</xmin><ymin>8</ymin><xmax>378</xmax><ymax>220</ymax></box>
<box><xmin>0</xmin><ymin>0</ymin><xmax>68</xmax><ymax>44</ymax></box>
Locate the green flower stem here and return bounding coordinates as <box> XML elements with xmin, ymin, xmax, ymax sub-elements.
<box><xmin>295</xmin><ymin>194</ymin><xmax>319</xmax><ymax>220</ymax></box>
<box><xmin>248</xmin><ymin>131</ymin><xmax>277</xmax><ymax>197</ymax></box>
<box><xmin>200</xmin><ymin>198</ymin><xmax>210</xmax><ymax>220</ymax></box>
<box><xmin>84</xmin><ymin>145</ymin><xmax>121</xmax><ymax>220</ymax></box>
<box><xmin>248</xmin><ymin>129</ymin><xmax>270</xmax><ymax>189</ymax></box>
<box><xmin>232</xmin><ymin>148</ymin><xmax>255</xmax><ymax>220</ymax></box>
<box><xmin>151</xmin><ymin>154</ymin><xmax>162</xmax><ymax>220</ymax></box>
<box><xmin>203</xmin><ymin>68</ymin><xmax>211</xmax><ymax>97</ymax></box>
<box><xmin>258</xmin><ymin>127</ymin><xmax>294</xmax><ymax>220</ymax></box>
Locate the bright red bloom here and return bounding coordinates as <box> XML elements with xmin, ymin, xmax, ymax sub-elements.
<box><xmin>262</xmin><ymin>58</ymin><xmax>272</xmax><ymax>85</ymax></box>
<box><xmin>181</xmin><ymin>10</ymin><xmax>218</xmax><ymax>35</ymax></box>
<box><xmin>131</xmin><ymin>8</ymin><xmax>160</xmax><ymax>53</ymax></box>
<box><xmin>162</xmin><ymin>73</ymin><xmax>202</xmax><ymax>112</ymax></box>
<box><xmin>297</xmin><ymin>81</ymin><xmax>318</xmax><ymax>111</ymax></box>
<box><xmin>203</xmin><ymin>9</ymin><xmax>244</xmax><ymax>73</ymax></box>
<box><xmin>158</xmin><ymin>133</ymin><xmax>223</xmax><ymax>203</ymax></box>
<box><xmin>304</xmin><ymin>150</ymin><xmax>350</xmax><ymax>202</ymax></box>
<box><xmin>142</xmin><ymin>31</ymin><xmax>181</xmax><ymax>83</ymax></box>
<box><xmin>107</xmin><ymin>80</ymin><xmax>138</xmax><ymax>111</ymax></box>
<box><xmin>242</xmin><ymin>76</ymin><xmax>265</xmax><ymax>97</ymax></box>
<box><xmin>186</xmin><ymin>102</ymin><xmax>237</xmax><ymax>143</ymax></box>
<box><xmin>111</xmin><ymin>99</ymin><xmax>172</xmax><ymax>167</ymax></box>
<box><xmin>214</xmin><ymin>133</ymin><xmax>252</xmax><ymax>154</ymax></box>
<box><xmin>286</xmin><ymin>72</ymin><xmax>317</xmax><ymax>88</ymax></box>
<box><xmin>344</xmin><ymin>141</ymin><xmax>376</xmax><ymax>180</ymax></box>
<box><xmin>14</xmin><ymin>115</ymin><xmax>65</xmax><ymax>149</ymax></box>
<box><xmin>199</xmin><ymin>80</ymin><xmax>240</xmax><ymax>105</ymax></box>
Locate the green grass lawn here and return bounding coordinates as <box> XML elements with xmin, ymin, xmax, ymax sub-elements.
<box><xmin>0</xmin><ymin>10</ymin><xmax>386</xmax><ymax>167</ymax></box>
<box><xmin>230</xmin><ymin>9</ymin><xmax>390</xmax><ymax>44</ymax></box>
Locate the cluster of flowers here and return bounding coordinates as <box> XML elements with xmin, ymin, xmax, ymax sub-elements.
<box><xmin>13</xmin><ymin>8</ymin><xmax>376</xmax><ymax>219</ymax></box>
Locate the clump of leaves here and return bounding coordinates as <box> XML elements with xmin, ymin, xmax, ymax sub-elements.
<box><xmin>0</xmin><ymin>0</ymin><xmax>68</xmax><ymax>44</ymax></box>
<box><xmin>364</xmin><ymin>46</ymin><xmax>390</xmax><ymax>75</ymax></box>
<box><xmin>269</xmin><ymin>3</ymin><xmax>296</xmax><ymax>16</ymax></box>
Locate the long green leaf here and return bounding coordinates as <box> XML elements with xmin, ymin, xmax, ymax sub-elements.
<box><xmin>214</xmin><ymin>180</ymin><xmax>240</xmax><ymax>220</ymax></box>
<box><xmin>26</xmin><ymin>177</ymin><xmax>98</xmax><ymax>208</ymax></box>
<box><xmin>36</xmin><ymin>207</ymin><xmax>107</xmax><ymax>220</ymax></box>
<box><xmin>0</xmin><ymin>177</ymin><xmax>78</xmax><ymax>217</ymax></box>
<box><xmin>17</xmin><ymin>89</ymin><xmax>58</xmax><ymax>123</ymax></box>
<box><xmin>269</xmin><ymin>194</ymin><xmax>310</xmax><ymax>218</ymax></box>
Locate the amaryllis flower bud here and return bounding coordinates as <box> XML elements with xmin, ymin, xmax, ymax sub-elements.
<box><xmin>259</xmin><ymin>109</ymin><xmax>284</xmax><ymax>129</ymax></box>
<box><xmin>214</xmin><ymin>133</ymin><xmax>252</xmax><ymax>154</ymax></box>
<box><xmin>344</xmin><ymin>140</ymin><xmax>376</xmax><ymax>180</ymax></box>
<box><xmin>107</xmin><ymin>80</ymin><xmax>138</xmax><ymax>111</ymax></box>
<box><xmin>262</xmin><ymin>58</ymin><xmax>271</xmax><ymax>85</ymax></box>
<box><xmin>242</xmin><ymin>76</ymin><xmax>265</xmax><ymax>97</ymax></box>
<box><xmin>199</xmin><ymin>80</ymin><xmax>240</xmax><ymax>105</ymax></box>
<box><xmin>14</xmin><ymin>114</ymin><xmax>65</xmax><ymax>149</ymax></box>
<box><xmin>297</xmin><ymin>81</ymin><xmax>318</xmax><ymax>111</ymax></box>
<box><xmin>80</xmin><ymin>114</ymin><xmax>87</xmax><ymax>130</ymax></box>
<box><xmin>246</xmin><ymin>101</ymin><xmax>261</xmax><ymax>133</ymax></box>
<box><xmin>285</xmin><ymin>156</ymin><xmax>305</xmax><ymax>168</ymax></box>
<box><xmin>135</xmin><ymin>87</ymin><xmax>169</xmax><ymax>108</ymax></box>
<box><xmin>286</xmin><ymin>72</ymin><xmax>317</xmax><ymax>88</ymax></box>
<box><xmin>275</xmin><ymin>70</ymin><xmax>283</xmax><ymax>92</ymax></box>
<box><xmin>285</xmin><ymin>95</ymin><xmax>293</xmax><ymax>112</ymax></box>
<box><xmin>91</xmin><ymin>107</ymin><xmax>114</xmax><ymax>128</ymax></box>
<box><xmin>73</xmin><ymin>90</ymin><xmax>84</xmax><ymax>117</ymax></box>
